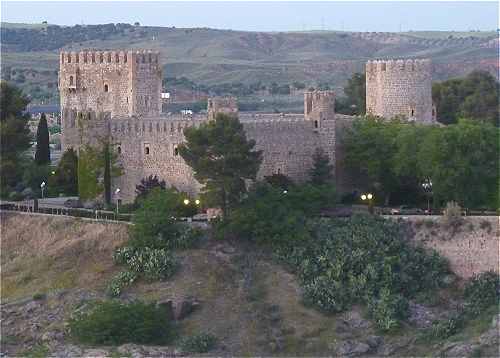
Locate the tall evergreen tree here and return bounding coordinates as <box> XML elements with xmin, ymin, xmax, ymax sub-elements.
<box><xmin>0</xmin><ymin>81</ymin><xmax>32</xmax><ymax>194</ymax></box>
<box><xmin>35</xmin><ymin>112</ymin><xmax>50</xmax><ymax>164</ymax></box>
<box><xmin>309</xmin><ymin>148</ymin><xmax>334</xmax><ymax>185</ymax></box>
<box><xmin>178</xmin><ymin>113</ymin><xmax>262</xmax><ymax>219</ymax></box>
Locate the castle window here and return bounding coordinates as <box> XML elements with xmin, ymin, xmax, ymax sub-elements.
<box><xmin>314</xmin><ymin>120</ymin><xmax>318</xmax><ymax>129</ymax></box>
<box><xmin>83</xmin><ymin>54</ymin><xmax>87</xmax><ymax>63</ymax></box>
<box><xmin>124</xmin><ymin>54</ymin><xmax>128</xmax><ymax>63</ymax></box>
<box><xmin>115</xmin><ymin>53</ymin><xmax>119</xmax><ymax>63</ymax></box>
<box><xmin>75</xmin><ymin>55</ymin><xmax>79</xmax><ymax>63</ymax></box>
<box><xmin>277</xmin><ymin>168</ymin><xmax>281</xmax><ymax>174</ymax></box>
<box><xmin>69</xmin><ymin>76</ymin><xmax>74</xmax><ymax>86</ymax></box>
<box><xmin>411</xmin><ymin>109</ymin><xmax>415</xmax><ymax>117</ymax></box>
<box><xmin>117</xmin><ymin>146</ymin><xmax>122</xmax><ymax>154</ymax></box>
<box><xmin>99</xmin><ymin>54</ymin><xmax>103</xmax><ymax>63</ymax></box>
<box><xmin>174</xmin><ymin>147</ymin><xmax>179</xmax><ymax>156</ymax></box>
<box><xmin>68</xmin><ymin>54</ymin><xmax>71</xmax><ymax>63</ymax></box>
<box><xmin>107</xmin><ymin>53</ymin><xmax>112</xmax><ymax>63</ymax></box>
<box><xmin>91</xmin><ymin>53</ymin><xmax>95</xmax><ymax>63</ymax></box>
<box><xmin>145</xmin><ymin>146</ymin><xmax>150</xmax><ymax>155</ymax></box>
<box><xmin>148</xmin><ymin>53</ymin><xmax>152</xmax><ymax>63</ymax></box>
<box><xmin>104</xmin><ymin>84</ymin><xmax>109</xmax><ymax>92</ymax></box>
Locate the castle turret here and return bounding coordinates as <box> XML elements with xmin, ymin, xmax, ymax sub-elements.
<box><xmin>59</xmin><ymin>49</ymin><xmax>162</xmax><ymax>150</ymax></box>
<box><xmin>366</xmin><ymin>58</ymin><xmax>434</xmax><ymax>123</ymax></box>
<box><xmin>304</xmin><ymin>90</ymin><xmax>336</xmax><ymax>129</ymax></box>
<box><xmin>207</xmin><ymin>97</ymin><xmax>238</xmax><ymax>121</ymax></box>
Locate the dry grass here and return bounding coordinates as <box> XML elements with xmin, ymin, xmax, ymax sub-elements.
<box><xmin>1</xmin><ymin>212</ymin><xmax>129</xmax><ymax>301</ymax></box>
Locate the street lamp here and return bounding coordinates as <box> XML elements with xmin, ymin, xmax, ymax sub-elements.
<box><xmin>195</xmin><ymin>199</ymin><xmax>200</xmax><ymax>205</ymax></box>
<box><xmin>114</xmin><ymin>188</ymin><xmax>121</xmax><ymax>214</ymax></box>
<box><xmin>40</xmin><ymin>181</ymin><xmax>46</xmax><ymax>199</ymax></box>
<box><xmin>183</xmin><ymin>199</ymin><xmax>190</xmax><ymax>205</ymax></box>
<box><xmin>422</xmin><ymin>179</ymin><xmax>433</xmax><ymax>214</ymax></box>
<box><xmin>361</xmin><ymin>192</ymin><xmax>374</xmax><ymax>214</ymax></box>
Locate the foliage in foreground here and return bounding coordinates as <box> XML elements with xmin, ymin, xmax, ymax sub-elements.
<box><xmin>179</xmin><ymin>333</ymin><xmax>217</xmax><ymax>353</ymax></box>
<box><xmin>272</xmin><ymin>215</ymin><xmax>450</xmax><ymax>331</ymax></box>
<box><xmin>69</xmin><ymin>300</ymin><xmax>172</xmax><ymax>345</ymax></box>
<box><xmin>424</xmin><ymin>271</ymin><xmax>500</xmax><ymax>340</ymax></box>
<box><xmin>220</xmin><ymin>182</ymin><xmax>335</xmax><ymax>246</ymax></box>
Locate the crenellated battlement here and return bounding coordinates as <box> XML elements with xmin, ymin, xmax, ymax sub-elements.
<box><xmin>366</xmin><ymin>58</ymin><xmax>431</xmax><ymax>74</ymax></box>
<box><xmin>59</xmin><ymin>49</ymin><xmax>160</xmax><ymax>65</ymax></box>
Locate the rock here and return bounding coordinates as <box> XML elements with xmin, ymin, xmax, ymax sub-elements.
<box><xmin>336</xmin><ymin>340</ymin><xmax>371</xmax><ymax>356</ymax></box>
<box><xmin>442</xmin><ymin>343</ymin><xmax>473</xmax><ymax>357</ymax></box>
<box><xmin>408</xmin><ymin>302</ymin><xmax>438</xmax><ymax>328</ymax></box>
<box><xmin>479</xmin><ymin>327</ymin><xmax>499</xmax><ymax>346</ymax></box>
<box><xmin>341</xmin><ymin>310</ymin><xmax>371</xmax><ymax>330</ymax></box>
<box><xmin>174</xmin><ymin>298</ymin><xmax>200</xmax><ymax>320</ymax></box>
<box><xmin>25</xmin><ymin>301</ymin><xmax>41</xmax><ymax>313</ymax></box>
<box><xmin>365</xmin><ymin>335</ymin><xmax>383</xmax><ymax>349</ymax></box>
<box><xmin>157</xmin><ymin>299</ymin><xmax>175</xmax><ymax>321</ymax></box>
<box><xmin>82</xmin><ymin>348</ymin><xmax>109</xmax><ymax>357</ymax></box>
<box><xmin>52</xmin><ymin>344</ymin><xmax>84</xmax><ymax>358</ymax></box>
<box><xmin>379</xmin><ymin>337</ymin><xmax>412</xmax><ymax>356</ymax></box>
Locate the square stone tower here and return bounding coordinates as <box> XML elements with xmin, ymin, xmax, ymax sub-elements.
<box><xmin>59</xmin><ymin>49</ymin><xmax>162</xmax><ymax>150</ymax></box>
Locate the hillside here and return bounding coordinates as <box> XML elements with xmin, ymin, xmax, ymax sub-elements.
<box><xmin>1</xmin><ymin>212</ymin><xmax>499</xmax><ymax>357</ymax></box>
<box><xmin>0</xmin><ymin>23</ymin><xmax>498</xmax><ymax>104</ymax></box>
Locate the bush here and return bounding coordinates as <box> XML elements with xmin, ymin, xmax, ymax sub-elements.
<box><xmin>166</xmin><ymin>226</ymin><xmax>204</xmax><ymax>250</ymax></box>
<box><xmin>107</xmin><ymin>270</ymin><xmax>138</xmax><ymax>297</ymax></box>
<box><xmin>368</xmin><ymin>288</ymin><xmax>409</xmax><ymax>331</ymax></box>
<box><xmin>179</xmin><ymin>333</ymin><xmax>217</xmax><ymax>353</ymax></box>
<box><xmin>463</xmin><ymin>271</ymin><xmax>500</xmax><ymax>315</ymax></box>
<box><xmin>69</xmin><ymin>300</ymin><xmax>172</xmax><ymax>345</ymax></box>
<box><xmin>273</xmin><ymin>215</ymin><xmax>449</xmax><ymax>330</ymax></box>
<box><xmin>130</xmin><ymin>188</ymin><xmax>182</xmax><ymax>249</ymax></box>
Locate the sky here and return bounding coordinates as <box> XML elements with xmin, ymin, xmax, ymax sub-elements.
<box><xmin>1</xmin><ymin>1</ymin><xmax>498</xmax><ymax>32</ymax></box>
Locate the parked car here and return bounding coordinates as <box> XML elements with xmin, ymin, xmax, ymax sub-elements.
<box><xmin>390</xmin><ymin>205</ymin><xmax>423</xmax><ymax>215</ymax></box>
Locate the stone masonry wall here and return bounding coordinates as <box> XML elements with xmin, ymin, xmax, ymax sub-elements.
<box><xmin>408</xmin><ymin>216</ymin><xmax>500</xmax><ymax>279</ymax></box>
<box><xmin>366</xmin><ymin>59</ymin><xmax>434</xmax><ymax>123</ymax></box>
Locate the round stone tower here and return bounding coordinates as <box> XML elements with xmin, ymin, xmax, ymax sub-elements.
<box><xmin>366</xmin><ymin>59</ymin><xmax>435</xmax><ymax>123</ymax></box>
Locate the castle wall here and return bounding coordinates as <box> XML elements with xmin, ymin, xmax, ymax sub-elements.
<box><xmin>366</xmin><ymin>59</ymin><xmax>434</xmax><ymax>123</ymax></box>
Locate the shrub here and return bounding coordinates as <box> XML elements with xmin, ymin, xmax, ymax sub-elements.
<box><xmin>179</xmin><ymin>333</ymin><xmax>217</xmax><ymax>353</ymax></box>
<box><xmin>367</xmin><ymin>288</ymin><xmax>409</xmax><ymax>332</ymax></box>
<box><xmin>130</xmin><ymin>188</ymin><xmax>182</xmax><ymax>249</ymax></box>
<box><xmin>107</xmin><ymin>270</ymin><xmax>138</xmax><ymax>297</ymax></box>
<box><xmin>166</xmin><ymin>226</ymin><xmax>204</xmax><ymax>250</ymax></box>
<box><xmin>479</xmin><ymin>220</ymin><xmax>492</xmax><ymax>233</ymax></box>
<box><xmin>463</xmin><ymin>271</ymin><xmax>500</xmax><ymax>315</ymax></box>
<box><xmin>272</xmin><ymin>215</ymin><xmax>449</xmax><ymax>330</ymax></box>
<box><xmin>69</xmin><ymin>300</ymin><xmax>172</xmax><ymax>345</ymax></box>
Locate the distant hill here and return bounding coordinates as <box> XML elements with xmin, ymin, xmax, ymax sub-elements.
<box><xmin>1</xmin><ymin>23</ymin><xmax>498</xmax><ymax>105</ymax></box>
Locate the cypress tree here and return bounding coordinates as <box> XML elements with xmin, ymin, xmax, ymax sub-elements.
<box><xmin>309</xmin><ymin>148</ymin><xmax>334</xmax><ymax>185</ymax></box>
<box><xmin>35</xmin><ymin>112</ymin><xmax>50</xmax><ymax>164</ymax></box>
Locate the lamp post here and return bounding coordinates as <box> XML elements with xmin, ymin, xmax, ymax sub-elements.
<box><xmin>40</xmin><ymin>181</ymin><xmax>46</xmax><ymax>199</ymax></box>
<box><xmin>183</xmin><ymin>198</ymin><xmax>190</xmax><ymax>206</ymax></box>
<box><xmin>114</xmin><ymin>188</ymin><xmax>121</xmax><ymax>214</ymax></box>
<box><xmin>422</xmin><ymin>179</ymin><xmax>433</xmax><ymax>215</ymax></box>
<box><xmin>361</xmin><ymin>193</ymin><xmax>374</xmax><ymax>214</ymax></box>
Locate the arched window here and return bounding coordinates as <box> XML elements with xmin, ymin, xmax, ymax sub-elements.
<box><xmin>411</xmin><ymin>109</ymin><xmax>415</xmax><ymax>117</ymax></box>
<box><xmin>145</xmin><ymin>146</ymin><xmax>150</xmax><ymax>155</ymax></box>
<box><xmin>314</xmin><ymin>120</ymin><xmax>318</xmax><ymax>129</ymax></box>
<box><xmin>104</xmin><ymin>84</ymin><xmax>109</xmax><ymax>92</ymax></box>
<box><xmin>91</xmin><ymin>53</ymin><xmax>95</xmax><ymax>63</ymax></box>
<box><xmin>69</xmin><ymin>76</ymin><xmax>74</xmax><ymax>86</ymax></box>
<box><xmin>68</xmin><ymin>54</ymin><xmax>72</xmax><ymax>63</ymax></box>
<box><xmin>124</xmin><ymin>54</ymin><xmax>128</xmax><ymax>63</ymax></box>
<box><xmin>174</xmin><ymin>147</ymin><xmax>179</xmax><ymax>156</ymax></box>
<box><xmin>115</xmin><ymin>53</ymin><xmax>119</xmax><ymax>63</ymax></box>
<box><xmin>117</xmin><ymin>146</ymin><xmax>122</xmax><ymax>154</ymax></box>
<box><xmin>107</xmin><ymin>53</ymin><xmax>112</xmax><ymax>63</ymax></box>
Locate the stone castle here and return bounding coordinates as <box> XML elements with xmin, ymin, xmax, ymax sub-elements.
<box><xmin>59</xmin><ymin>50</ymin><xmax>435</xmax><ymax>202</ymax></box>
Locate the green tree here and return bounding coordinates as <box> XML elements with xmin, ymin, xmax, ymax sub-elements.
<box><xmin>77</xmin><ymin>141</ymin><xmax>122</xmax><ymax>202</ymax></box>
<box><xmin>0</xmin><ymin>81</ymin><xmax>32</xmax><ymax>195</ymax></box>
<box><xmin>130</xmin><ymin>188</ymin><xmax>182</xmax><ymax>248</ymax></box>
<box><xmin>309</xmin><ymin>147</ymin><xmax>334</xmax><ymax>185</ymax></box>
<box><xmin>49</xmin><ymin>148</ymin><xmax>78</xmax><ymax>195</ymax></box>
<box><xmin>35</xmin><ymin>113</ymin><xmax>50</xmax><ymax>165</ymax></box>
<box><xmin>417</xmin><ymin>119</ymin><xmax>499</xmax><ymax>209</ymax></box>
<box><xmin>343</xmin><ymin>116</ymin><xmax>401</xmax><ymax>204</ymax></box>
<box><xmin>343</xmin><ymin>72</ymin><xmax>366</xmax><ymax>115</ymax></box>
<box><xmin>433</xmin><ymin>71</ymin><xmax>499</xmax><ymax>126</ymax></box>
<box><xmin>178</xmin><ymin>113</ymin><xmax>262</xmax><ymax>219</ymax></box>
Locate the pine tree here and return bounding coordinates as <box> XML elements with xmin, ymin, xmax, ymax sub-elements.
<box><xmin>178</xmin><ymin>113</ymin><xmax>262</xmax><ymax>219</ymax></box>
<box><xmin>309</xmin><ymin>148</ymin><xmax>334</xmax><ymax>185</ymax></box>
<box><xmin>35</xmin><ymin>112</ymin><xmax>50</xmax><ymax>165</ymax></box>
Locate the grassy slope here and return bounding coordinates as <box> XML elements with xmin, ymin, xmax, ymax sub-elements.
<box><xmin>1</xmin><ymin>24</ymin><xmax>497</xmax><ymax>104</ymax></box>
<box><xmin>2</xmin><ymin>212</ymin><xmax>497</xmax><ymax>356</ymax></box>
